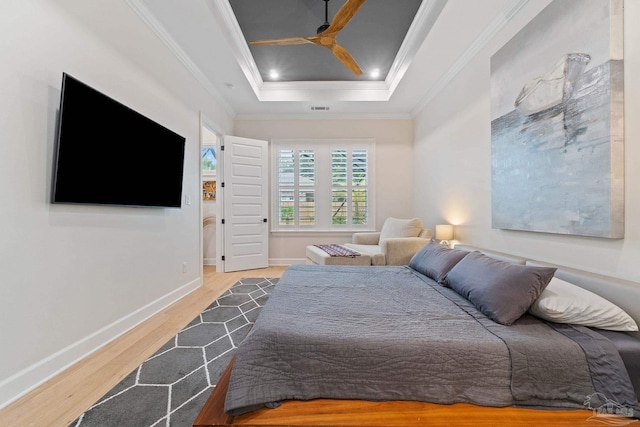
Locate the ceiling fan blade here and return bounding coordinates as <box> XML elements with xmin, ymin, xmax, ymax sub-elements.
<box><xmin>328</xmin><ymin>43</ymin><xmax>363</xmax><ymax>75</ymax></box>
<box><xmin>250</xmin><ymin>37</ymin><xmax>313</xmax><ymax>46</ymax></box>
<box><xmin>325</xmin><ymin>0</ymin><xmax>367</xmax><ymax>34</ymax></box>
<box><xmin>249</xmin><ymin>1</ymin><xmax>366</xmax><ymax>76</ymax></box>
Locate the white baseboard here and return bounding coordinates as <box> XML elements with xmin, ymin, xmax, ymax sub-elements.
<box><xmin>269</xmin><ymin>258</ymin><xmax>305</xmax><ymax>266</ymax></box>
<box><xmin>203</xmin><ymin>257</ymin><xmax>216</xmax><ymax>266</ymax></box>
<box><xmin>0</xmin><ymin>277</ymin><xmax>202</xmax><ymax>410</ymax></box>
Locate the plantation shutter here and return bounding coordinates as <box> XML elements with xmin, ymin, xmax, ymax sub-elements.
<box><xmin>277</xmin><ymin>149</ymin><xmax>295</xmax><ymax>225</ymax></box>
<box><xmin>331</xmin><ymin>149</ymin><xmax>348</xmax><ymax>225</ymax></box>
<box><xmin>352</xmin><ymin>149</ymin><xmax>368</xmax><ymax>225</ymax></box>
<box><xmin>298</xmin><ymin>150</ymin><xmax>315</xmax><ymax>225</ymax></box>
<box><xmin>272</xmin><ymin>140</ymin><xmax>374</xmax><ymax>231</ymax></box>
<box><xmin>331</xmin><ymin>149</ymin><xmax>369</xmax><ymax>226</ymax></box>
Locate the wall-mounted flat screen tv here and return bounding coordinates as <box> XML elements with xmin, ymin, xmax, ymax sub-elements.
<box><xmin>52</xmin><ymin>73</ymin><xmax>186</xmax><ymax>208</ymax></box>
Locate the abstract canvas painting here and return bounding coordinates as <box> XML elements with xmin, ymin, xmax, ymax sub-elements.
<box><xmin>490</xmin><ymin>0</ymin><xmax>624</xmax><ymax>238</ymax></box>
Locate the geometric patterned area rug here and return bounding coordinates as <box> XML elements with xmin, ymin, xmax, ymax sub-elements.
<box><xmin>71</xmin><ymin>278</ymin><xmax>277</xmax><ymax>427</ymax></box>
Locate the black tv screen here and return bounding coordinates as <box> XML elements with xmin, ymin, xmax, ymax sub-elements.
<box><xmin>52</xmin><ymin>73</ymin><xmax>186</xmax><ymax>208</ymax></box>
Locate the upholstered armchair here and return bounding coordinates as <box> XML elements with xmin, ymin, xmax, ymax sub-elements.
<box><xmin>344</xmin><ymin>217</ymin><xmax>432</xmax><ymax>266</ymax></box>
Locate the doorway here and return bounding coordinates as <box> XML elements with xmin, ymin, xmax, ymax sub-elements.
<box><xmin>199</xmin><ymin>115</ymin><xmax>269</xmax><ymax>272</ymax></box>
<box><xmin>200</xmin><ymin>117</ymin><xmax>221</xmax><ymax>270</ymax></box>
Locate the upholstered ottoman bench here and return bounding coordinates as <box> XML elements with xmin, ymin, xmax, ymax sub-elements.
<box><xmin>305</xmin><ymin>244</ymin><xmax>372</xmax><ymax>266</ymax></box>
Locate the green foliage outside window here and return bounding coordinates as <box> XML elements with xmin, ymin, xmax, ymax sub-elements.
<box><xmin>280</xmin><ymin>205</ymin><xmax>294</xmax><ymax>224</ymax></box>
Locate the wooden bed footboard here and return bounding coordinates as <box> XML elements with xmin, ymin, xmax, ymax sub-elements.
<box><xmin>193</xmin><ymin>357</ymin><xmax>235</xmax><ymax>426</ymax></box>
<box><xmin>193</xmin><ymin>357</ymin><xmax>623</xmax><ymax>427</ymax></box>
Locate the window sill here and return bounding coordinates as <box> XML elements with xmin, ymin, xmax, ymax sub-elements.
<box><xmin>271</xmin><ymin>230</ymin><xmax>376</xmax><ymax>238</ymax></box>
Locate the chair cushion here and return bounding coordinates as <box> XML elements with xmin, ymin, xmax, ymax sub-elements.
<box><xmin>379</xmin><ymin>218</ymin><xmax>423</xmax><ymax>242</ymax></box>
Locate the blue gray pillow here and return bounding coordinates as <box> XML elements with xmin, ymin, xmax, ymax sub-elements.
<box><xmin>444</xmin><ymin>251</ymin><xmax>556</xmax><ymax>325</ymax></box>
<box><xmin>409</xmin><ymin>243</ymin><xmax>470</xmax><ymax>283</ymax></box>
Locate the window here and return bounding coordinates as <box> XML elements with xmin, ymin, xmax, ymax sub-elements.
<box><xmin>272</xmin><ymin>139</ymin><xmax>375</xmax><ymax>232</ymax></box>
<box><xmin>202</xmin><ymin>146</ymin><xmax>217</xmax><ymax>179</ymax></box>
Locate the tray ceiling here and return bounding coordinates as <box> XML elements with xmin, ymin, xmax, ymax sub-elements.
<box><xmin>129</xmin><ymin>0</ymin><xmax>531</xmax><ymax>117</ymax></box>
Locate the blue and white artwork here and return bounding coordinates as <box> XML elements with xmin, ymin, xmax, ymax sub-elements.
<box><xmin>490</xmin><ymin>0</ymin><xmax>624</xmax><ymax>238</ymax></box>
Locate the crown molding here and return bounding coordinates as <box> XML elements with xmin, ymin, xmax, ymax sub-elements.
<box><xmin>258</xmin><ymin>80</ymin><xmax>390</xmax><ymax>102</ymax></box>
<box><xmin>207</xmin><ymin>0</ymin><xmax>264</xmax><ymax>96</ymax></box>
<box><xmin>410</xmin><ymin>0</ymin><xmax>530</xmax><ymax>117</ymax></box>
<box><xmin>127</xmin><ymin>0</ymin><xmax>531</xmax><ymax>117</ymax></box>
<box><xmin>125</xmin><ymin>0</ymin><xmax>236</xmax><ymax>117</ymax></box>
<box><xmin>386</xmin><ymin>0</ymin><xmax>448</xmax><ymax>94</ymax></box>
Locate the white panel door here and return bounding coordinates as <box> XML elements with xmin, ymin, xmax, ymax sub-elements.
<box><xmin>221</xmin><ymin>135</ymin><xmax>269</xmax><ymax>272</ymax></box>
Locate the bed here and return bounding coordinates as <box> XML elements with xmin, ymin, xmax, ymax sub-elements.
<box><xmin>194</xmin><ymin>245</ymin><xmax>640</xmax><ymax>426</ymax></box>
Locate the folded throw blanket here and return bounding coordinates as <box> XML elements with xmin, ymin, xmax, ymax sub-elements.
<box><xmin>314</xmin><ymin>244</ymin><xmax>361</xmax><ymax>257</ymax></box>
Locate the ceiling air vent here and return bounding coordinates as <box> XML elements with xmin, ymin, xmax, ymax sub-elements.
<box><xmin>310</xmin><ymin>106</ymin><xmax>330</xmax><ymax>111</ymax></box>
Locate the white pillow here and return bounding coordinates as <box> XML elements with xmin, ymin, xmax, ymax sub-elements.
<box><xmin>529</xmin><ymin>277</ymin><xmax>638</xmax><ymax>331</ymax></box>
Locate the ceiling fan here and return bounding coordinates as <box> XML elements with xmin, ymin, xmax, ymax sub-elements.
<box><xmin>249</xmin><ymin>0</ymin><xmax>366</xmax><ymax>76</ymax></box>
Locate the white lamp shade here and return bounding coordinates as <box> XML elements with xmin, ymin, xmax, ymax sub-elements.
<box><xmin>435</xmin><ymin>224</ymin><xmax>454</xmax><ymax>241</ymax></box>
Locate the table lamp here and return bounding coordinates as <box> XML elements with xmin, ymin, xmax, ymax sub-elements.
<box><xmin>435</xmin><ymin>224</ymin><xmax>454</xmax><ymax>247</ymax></box>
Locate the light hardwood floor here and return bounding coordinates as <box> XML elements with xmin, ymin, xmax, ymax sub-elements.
<box><xmin>0</xmin><ymin>265</ymin><xmax>288</xmax><ymax>427</ymax></box>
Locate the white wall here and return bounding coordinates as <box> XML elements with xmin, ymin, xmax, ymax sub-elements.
<box><xmin>413</xmin><ymin>0</ymin><xmax>640</xmax><ymax>282</ymax></box>
<box><xmin>234</xmin><ymin>119</ymin><xmax>415</xmax><ymax>263</ymax></box>
<box><xmin>0</xmin><ymin>0</ymin><xmax>232</xmax><ymax>407</ymax></box>
<box><xmin>203</xmin><ymin>200</ymin><xmax>217</xmax><ymax>264</ymax></box>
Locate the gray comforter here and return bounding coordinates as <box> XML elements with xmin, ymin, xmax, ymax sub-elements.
<box><xmin>225</xmin><ymin>265</ymin><xmax>639</xmax><ymax>416</ymax></box>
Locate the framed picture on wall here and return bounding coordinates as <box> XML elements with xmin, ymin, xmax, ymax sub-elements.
<box><xmin>203</xmin><ymin>180</ymin><xmax>216</xmax><ymax>201</ymax></box>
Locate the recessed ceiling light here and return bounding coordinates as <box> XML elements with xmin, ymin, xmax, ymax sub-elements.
<box><xmin>269</xmin><ymin>70</ymin><xmax>279</xmax><ymax>79</ymax></box>
<box><xmin>370</xmin><ymin>69</ymin><xmax>380</xmax><ymax>79</ymax></box>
